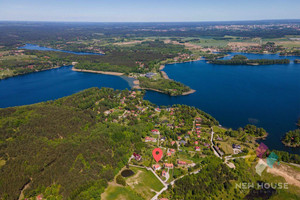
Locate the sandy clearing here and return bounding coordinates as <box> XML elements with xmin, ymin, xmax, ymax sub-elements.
<box><xmin>261</xmin><ymin>159</ymin><xmax>300</xmax><ymax>188</ymax></box>
<box><xmin>72</xmin><ymin>67</ymin><xmax>124</xmax><ymax>76</ymax></box>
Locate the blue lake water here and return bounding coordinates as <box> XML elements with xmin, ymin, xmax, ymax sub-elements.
<box><xmin>0</xmin><ymin>66</ymin><xmax>130</xmax><ymax>107</ymax></box>
<box><xmin>144</xmin><ymin>53</ymin><xmax>300</xmax><ymax>154</ymax></box>
<box><xmin>1</xmin><ymin>51</ymin><xmax>300</xmax><ymax>153</ymax></box>
<box><xmin>20</xmin><ymin>44</ymin><xmax>103</xmax><ymax>55</ymax></box>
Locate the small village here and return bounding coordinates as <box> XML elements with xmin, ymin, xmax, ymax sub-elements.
<box><xmin>100</xmin><ymin>90</ymin><xmax>260</xmax><ymax>200</ymax></box>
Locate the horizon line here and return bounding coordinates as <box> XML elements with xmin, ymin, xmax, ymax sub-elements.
<box><xmin>1</xmin><ymin>18</ymin><xmax>300</xmax><ymax>24</ymax></box>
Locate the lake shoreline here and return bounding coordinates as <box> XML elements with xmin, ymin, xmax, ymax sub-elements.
<box><xmin>73</xmin><ymin>64</ymin><xmax>196</xmax><ymax>96</ymax></box>
<box><xmin>72</xmin><ymin>67</ymin><xmax>125</xmax><ymax>76</ymax></box>
<box><xmin>0</xmin><ymin>65</ymin><xmax>63</xmax><ymax>81</ymax></box>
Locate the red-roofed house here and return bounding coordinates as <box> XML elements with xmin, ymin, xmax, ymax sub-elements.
<box><xmin>195</xmin><ymin>146</ymin><xmax>200</xmax><ymax>151</ymax></box>
<box><xmin>171</xmin><ymin>141</ymin><xmax>176</xmax><ymax>146</ymax></box>
<box><xmin>151</xmin><ymin>129</ymin><xmax>160</xmax><ymax>135</ymax></box>
<box><xmin>169</xmin><ymin>148</ymin><xmax>176</xmax><ymax>153</ymax></box>
<box><xmin>162</xmin><ymin>170</ymin><xmax>167</xmax><ymax>177</ymax></box>
<box><xmin>177</xmin><ymin>160</ymin><xmax>187</xmax><ymax>166</ymax></box>
<box><xmin>36</xmin><ymin>195</ymin><xmax>43</xmax><ymax>200</ymax></box>
<box><xmin>164</xmin><ymin>163</ymin><xmax>174</xmax><ymax>169</ymax></box>
<box><xmin>133</xmin><ymin>153</ymin><xmax>142</xmax><ymax>161</ymax></box>
<box><xmin>145</xmin><ymin>136</ymin><xmax>157</xmax><ymax>142</ymax></box>
<box><xmin>152</xmin><ymin>164</ymin><xmax>161</xmax><ymax>171</ymax></box>
<box><xmin>194</xmin><ymin>141</ymin><xmax>198</xmax><ymax>145</ymax></box>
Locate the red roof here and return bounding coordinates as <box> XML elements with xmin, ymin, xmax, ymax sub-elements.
<box><xmin>164</xmin><ymin>163</ymin><xmax>174</xmax><ymax>168</ymax></box>
<box><xmin>178</xmin><ymin>160</ymin><xmax>187</xmax><ymax>165</ymax></box>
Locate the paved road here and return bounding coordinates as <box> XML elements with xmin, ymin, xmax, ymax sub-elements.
<box><xmin>210</xmin><ymin>129</ymin><xmax>222</xmax><ymax>158</ymax></box>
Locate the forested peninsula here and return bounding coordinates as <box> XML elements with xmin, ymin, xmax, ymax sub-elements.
<box><xmin>210</xmin><ymin>55</ymin><xmax>290</xmax><ymax>65</ymax></box>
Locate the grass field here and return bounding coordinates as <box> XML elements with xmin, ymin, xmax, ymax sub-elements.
<box><xmin>261</xmin><ymin>170</ymin><xmax>300</xmax><ymax>199</ymax></box>
<box><xmin>0</xmin><ymin>69</ymin><xmax>14</xmax><ymax>79</ymax></box>
<box><xmin>126</xmin><ymin>167</ymin><xmax>164</xmax><ymax>200</ymax></box>
<box><xmin>218</xmin><ymin>141</ymin><xmax>234</xmax><ymax>154</ymax></box>
<box><xmin>213</xmin><ymin>125</ymin><xmax>227</xmax><ymax>134</ymax></box>
<box><xmin>102</xmin><ymin>184</ymin><xmax>144</xmax><ymax>200</ymax></box>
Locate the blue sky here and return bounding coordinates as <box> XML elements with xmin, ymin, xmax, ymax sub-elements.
<box><xmin>1</xmin><ymin>0</ymin><xmax>300</xmax><ymax>22</ymax></box>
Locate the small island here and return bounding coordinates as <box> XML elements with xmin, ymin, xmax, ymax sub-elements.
<box><xmin>282</xmin><ymin>129</ymin><xmax>300</xmax><ymax>147</ymax></box>
<box><xmin>210</xmin><ymin>55</ymin><xmax>290</xmax><ymax>65</ymax></box>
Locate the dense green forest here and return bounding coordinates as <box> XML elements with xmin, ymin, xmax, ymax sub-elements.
<box><xmin>0</xmin><ymin>51</ymin><xmax>65</xmax><ymax>79</ymax></box>
<box><xmin>210</xmin><ymin>55</ymin><xmax>290</xmax><ymax>65</ymax></box>
<box><xmin>282</xmin><ymin>129</ymin><xmax>300</xmax><ymax>147</ymax></box>
<box><xmin>22</xmin><ymin>40</ymin><xmax>188</xmax><ymax>75</ymax></box>
<box><xmin>225</xmin><ymin>124</ymin><xmax>267</xmax><ymax>138</ymax></box>
<box><xmin>0</xmin><ymin>87</ymin><xmax>219</xmax><ymax>199</ymax></box>
<box><xmin>272</xmin><ymin>150</ymin><xmax>300</xmax><ymax>164</ymax></box>
<box><xmin>0</xmin><ymin>88</ymin><xmax>145</xmax><ymax>199</ymax></box>
<box><xmin>0</xmin><ymin>40</ymin><xmax>190</xmax><ymax>82</ymax></box>
<box><xmin>1</xmin><ymin>21</ymin><xmax>300</xmax><ymax>47</ymax></box>
<box><xmin>165</xmin><ymin>157</ymin><xmax>258</xmax><ymax>200</ymax></box>
<box><xmin>74</xmin><ymin>40</ymin><xmax>189</xmax><ymax>74</ymax></box>
<box><xmin>138</xmin><ymin>77</ymin><xmax>191</xmax><ymax>96</ymax></box>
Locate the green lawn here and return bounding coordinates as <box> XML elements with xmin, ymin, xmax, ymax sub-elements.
<box><xmin>0</xmin><ymin>69</ymin><xmax>14</xmax><ymax>79</ymax></box>
<box><xmin>217</xmin><ymin>141</ymin><xmax>233</xmax><ymax>155</ymax></box>
<box><xmin>103</xmin><ymin>185</ymin><xmax>144</xmax><ymax>200</ymax></box>
<box><xmin>126</xmin><ymin>167</ymin><xmax>164</xmax><ymax>200</ymax></box>
<box><xmin>213</xmin><ymin>125</ymin><xmax>227</xmax><ymax>134</ymax></box>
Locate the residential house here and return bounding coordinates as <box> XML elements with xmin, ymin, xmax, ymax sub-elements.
<box><xmin>145</xmin><ymin>136</ymin><xmax>157</xmax><ymax>143</ymax></box>
<box><xmin>104</xmin><ymin>110</ymin><xmax>111</xmax><ymax>115</ymax></box>
<box><xmin>179</xmin><ymin>140</ymin><xmax>186</xmax><ymax>146</ymax></box>
<box><xmin>164</xmin><ymin>163</ymin><xmax>174</xmax><ymax>169</ymax></box>
<box><xmin>152</xmin><ymin>164</ymin><xmax>161</xmax><ymax>171</ymax></box>
<box><xmin>133</xmin><ymin>153</ymin><xmax>142</xmax><ymax>161</ymax></box>
<box><xmin>169</xmin><ymin>148</ymin><xmax>176</xmax><ymax>153</ymax></box>
<box><xmin>177</xmin><ymin>160</ymin><xmax>187</xmax><ymax>166</ymax></box>
<box><xmin>145</xmin><ymin>72</ymin><xmax>157</xmax><ymax>78</ymax></box>
<box><xmin>155</xmin><ymin>107</ymin><xmax>161</xmax><ymax>112</ymax></box>
<box><xmin>232</xmin><ymin>144</ymin><xmax>241</xmax><ymax>149</ymax></box>
<box><xmin>152</xmin><ymin>129</ymin><xmax>160</xmax><ymax>135</ymax></box>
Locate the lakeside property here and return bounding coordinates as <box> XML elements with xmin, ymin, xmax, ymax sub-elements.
<box><xmin>1</xmin><ymin>87</ymin><xmax>299</xmax><ymax>200</ymax></box>
<box><xmin>1</xmin><ymin>51</ymin><xmax>300</xmax><ymax>154</ymax></box>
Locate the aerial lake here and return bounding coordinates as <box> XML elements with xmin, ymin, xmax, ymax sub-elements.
<box><xmin>20</xmin><ymin>44</ymin><xmax>103</xmax><ymax>55</ymax></box>
<box><xmin>1</xmin><ymin>49</ymin><xmax>300</xmax><ymax>153</ymax></box>
<box><xmin>0</xmin><ymin>66</ymin><xmax>130</xmax><ymax>107</ymax></box>
<box><xmin>145</xmin><ymin>53</ymin><xmax>300</xmax><ymax>154</ymax></box>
